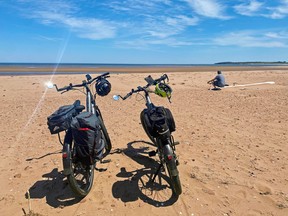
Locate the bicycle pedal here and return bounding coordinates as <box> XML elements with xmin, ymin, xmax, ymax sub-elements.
<box><xmin>148</xmin><ymin>151</ymin><xmax>157</xmax><ymax>157</ymax></box>
<box><xmin>95</xmin><ymin>167</ymin><xmax>107</xmax><ymax>172</ymax></box>
<box><xmin>101</xmin><ymin>159</ymin><xmax>111</xmax><ymax>164</ymax></box>
<box><xmin>173</xmin><ymin>141</ymin><xmax>180</xmax><ymax>146</ymax></box>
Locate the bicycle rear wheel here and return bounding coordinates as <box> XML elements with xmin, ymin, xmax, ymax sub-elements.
<box><xmin>163</xmin><ymin>144</ymin><xmax>182</xmax><ymax>195</ymax></box>
<box><xmin>62</xmin><ymin>142</ymin><xmax>95</xmax><ymax>197</ymax></box>
<box><xmin>67</xmin><ymin>160</ymin><xmax>94</xmax><ymax>197</ymax></box>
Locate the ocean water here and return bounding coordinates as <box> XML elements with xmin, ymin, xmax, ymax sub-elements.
<box><xmin>0</xmin><ymin>63</ymin><xmax>213</xmax><ymax>76</ymax></box>
<box><xmin>0</xmin><ymin>62</ymin><xmax>286</xmax><ymax>76</ymax></box>
<box><xmin>0</xmin><ymin>62</ymin><xmax>213</xmax><ymax>68</ymax></box>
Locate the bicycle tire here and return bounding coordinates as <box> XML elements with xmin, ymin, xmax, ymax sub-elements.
<box><xmin>135</xmin><ymin>169</ymin><xmax>179</xmax><ymax>206</ymax></box>
<box><xmin>140</xmin><ymin>110</ymin><xmax>156</xmax><ymax>145</ymax></box>
<box><xmin>67</xmin><ymin>162</ymin><xmax>95</xmax><ymax>197</ymax></box>
<box><xmin>163</xmin><ymin>144</ymin><xmax>182</xmax><ymax>195</ymax></box>
<box><xmin>63</xmin><ymin>143</ymin><xmax>95</xmax><ymax>197</ymax></box>
<box><xmin>169</xmin><ymin>174</ymin><xmax>182</xmax><ymax>195</ymax></box>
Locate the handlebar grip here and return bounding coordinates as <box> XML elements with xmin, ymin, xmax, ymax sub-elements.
<box><xmin>90</xmin><ymin>72</ymin><xmax>110</xmax><ymax>84</ymax></box>
<box><xmin>55</xmin><ymin>85</ymin><xmax>68</xmax><ymax>92</ymax></box>
<box><xmin>123</xmin><ymin>92</ymin><xmax>132</xmax><ymax>100</ymax></box>
<box><xmin>101</xmin><ymin>72</ymin><xmax>110</xmax><ymax>77</ymax></box>
<box><xmin>122</xmin><ymin>89</ymin><xmax>135</xmax><ymax>100</ymax></box>
<box><xmin>55</xmin><ymin>83</ymin><xmax>73</xmax><ymax>92</ymax></box>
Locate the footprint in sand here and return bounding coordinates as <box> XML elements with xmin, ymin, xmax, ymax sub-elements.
<box><xmin>254</xmin><ymin>182</ymin><xmax>273</xmax><ymax>195</ymax></box>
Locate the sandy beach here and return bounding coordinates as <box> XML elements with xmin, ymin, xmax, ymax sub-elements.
<box><xmin>0</xmin><ymin>66</ymin><xmax>287</xmax><ymax>216</ymax></box>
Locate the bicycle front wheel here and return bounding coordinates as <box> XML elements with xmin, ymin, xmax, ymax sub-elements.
<box><xmin>163</xmin><ymin>144</ymin><xmax>182</xmax><ymax>195</ymax></box>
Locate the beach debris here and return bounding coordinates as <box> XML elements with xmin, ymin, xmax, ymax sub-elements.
<box><xmin>14</xmin><ymin>173</ymin><xmax>21</xmax><ymax>178</ymax></box>
<box><xmin>22</xmin><ymin>190</ymin><xmax>45</xmax><ymax>216</ymax></box>
<box><xmin>225</xmin><ymin>81</ymin><xmax>275</xmax><ymax>88</ymax></box>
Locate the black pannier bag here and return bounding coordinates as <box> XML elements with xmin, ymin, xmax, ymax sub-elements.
<box><xmin>70</xmin><ymin>112</ymin><xmax>104</xmax><ymax>164</ymax></box>
<box><xmin>142</xmin><ymin>106</ymin><xmax>176</xmax><ymax>137</ymax></box>
<box><xmin>47</xmin><ymin>100</ymin><xmax>80</xmax><ymax>134</ymax></box>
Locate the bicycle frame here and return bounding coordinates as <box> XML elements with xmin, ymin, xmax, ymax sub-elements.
<box><xmin>62</xmin><ymin>84</ymin><xmax>95</xmax><ymax>175</ymax></box>
<box><xmin>84</xmin><ymin>84</ymin><xmax>96</xmax><ymax>114</ymax></box>
<box><xmin>141</xmin><ymin>90</ymin><xmax>180</xmax><ymax>193</ymax></box>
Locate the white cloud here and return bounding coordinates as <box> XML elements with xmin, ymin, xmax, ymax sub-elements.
<box><xmin>265</xmin><ymin>0</ymin><xmax>288</xmax><ymax>19</ymax></box>
<box><xmin>140</xmin><ymin>15</ymin><xmax>199</xmax><ymax>39</ymax></box>
<box><xmin>35</xmin><ymin>12</ymin><xmax>116</xmax><ymax>39</ymax></box>
<box><xmin>234</xmin><ymin>0</ymin><xmax>263</xmax><ymax>16</ymax></box>
<box><xmin>141</xmin><ymin>15</ymin><xmax>199</xmax><ymax>39</ymax></box>
<box><xmin>265</xmin><ymin>31</ymin><xmax>288</xmax><ymax>39</ymax></box>
<box><xmin>234</xmin><ymin>0</ymin><xmax>288</xmax><ymax>19</ymax></box>
<box><xmin>106</xmin><ymin>0</ymin><xmax>200</xmax><ymax>39</ymax></box>
<box><xmin>16</xmin><ymin>0</ymin><xmax>199</xmax><ymax>41</ymax></box>
<box><xmin>18</xmin><ymin>0</ymin><xmax>117</xmax><ymax>40</ymax></box>
<box><xmin>36</xmin><ymin>35</ymin><xmax>62</xmax><ymax>41</ymax></box>
<box><xmin>166</xmin><ymin>15</ymin><xmax>199</xmax><ymax>27</ymax></box>
<box><xmin>107</xmin><ymin>0</ymin><xmax>169</xmax><ymax>13</ymax></box>
<box><xmin>117</xmin><ymin>37</ymin><xmax>196</xmax><ymax>49</ymax></box>
<box><xmin>184</xmin><ymin>0</ymin><xmax>230</xmax><ymax>19</ymax></box>
<box><xmin>14</xmin><ymin>0</ymin><xmax>288</xmax><ymax>49</ymax></box>
<box><xmin>213</xmin><ymin>30</ymin><xmax>288</xmax><ymax>48</ymax></box>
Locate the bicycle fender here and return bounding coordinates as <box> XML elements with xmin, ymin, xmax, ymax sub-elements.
<box><xmin>163</xmin><ymin>144</ymin><xmax>178</xmax><ymax>177</ymax></box>
<box><xmin>62</xmin><ymin>143</ymin><xmax>72</xmax><ymax>175</ymax></box>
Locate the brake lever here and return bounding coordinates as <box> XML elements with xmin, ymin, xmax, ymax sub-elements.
<box><xmin>123</xmin><ymin>89</ymin><xmax>135</xmax><ymax>100</ymax></box>
<box><xmin>164</xmin><ymin>74</ymin><xmax>169</xmax><ymax>83</ymax></box>
<box><xmin>61</xmin><ymin>90</ymin><xmax>69</xmax><ymax>94</ymax></box>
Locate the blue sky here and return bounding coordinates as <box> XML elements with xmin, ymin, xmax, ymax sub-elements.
<box><xmin>0</xmin><ymin>0</ymin><xmax>288</xmax><ymax>64</ymax></box>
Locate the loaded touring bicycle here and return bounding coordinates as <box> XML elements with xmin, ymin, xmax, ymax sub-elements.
<box><xmin>113</xmin><ymin>74</ymin><xmax>182</xmax><ymax>195</ymax></box>
<box><xmin>47</xmin><ymin>72</ymin><xmax>112</xmax><ymax>197</ymax></box>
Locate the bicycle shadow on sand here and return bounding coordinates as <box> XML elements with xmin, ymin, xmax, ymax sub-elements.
<box><xmin>27</xmin><ymin>168</ymin><xmax>83</xmax><ymax>208</ymax></box>
<box><xmin>112</xmin><ymin>140</ymin><xmax>179</xmax><ymax>207</ymax></box>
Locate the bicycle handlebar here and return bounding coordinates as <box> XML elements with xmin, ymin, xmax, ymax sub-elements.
<box><xmin>54</xmin><ymin>72</ymin><xmax>110</xmax><ymax>93</ymax></box>
<box><xmin>119</xmin><ymin>74</ymin><xmax>169</xmax><ymax>100</ymax></box>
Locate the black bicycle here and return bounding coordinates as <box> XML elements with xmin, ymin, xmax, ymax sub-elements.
<box><xmin>47</xmin><ymin>72</ymin><xmax>112</xmax><ymax>197</ymax></box>
<box><xmin>113</xmin><ymin>74</ymin><xmax>182</xmax><ymax>195</ymax></box>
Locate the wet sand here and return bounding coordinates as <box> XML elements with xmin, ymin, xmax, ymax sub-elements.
<box><xmin>1</xmin><ymin>65</ymin><xmax>288</xmax><ymax>74</ymax></box>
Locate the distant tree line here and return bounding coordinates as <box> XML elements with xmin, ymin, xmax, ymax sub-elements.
<box><xmin>215</xmin><ymin>61</ymin><xmax>288</xmax><ymax>65</ymax></box>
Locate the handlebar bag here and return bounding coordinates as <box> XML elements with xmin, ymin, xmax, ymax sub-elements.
<box><xmin>164</xmin><ymin>108</ymin><xmax>176</xmax><ymax>133</ymax></box>
<box><xmin>70</xmin><ymin>112</ymin><xmax>104</xmax><ymax>164</ymax></box>
<box><xmin>47</xmin><ymin>100</ymin><xmax>80</xmax><ymax>134</ymax></box>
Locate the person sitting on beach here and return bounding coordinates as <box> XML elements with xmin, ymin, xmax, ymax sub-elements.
<box><xmin>207</xmin><ymin>70</ymin><xmax>226</xmax><ymax>90</ymax></box>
